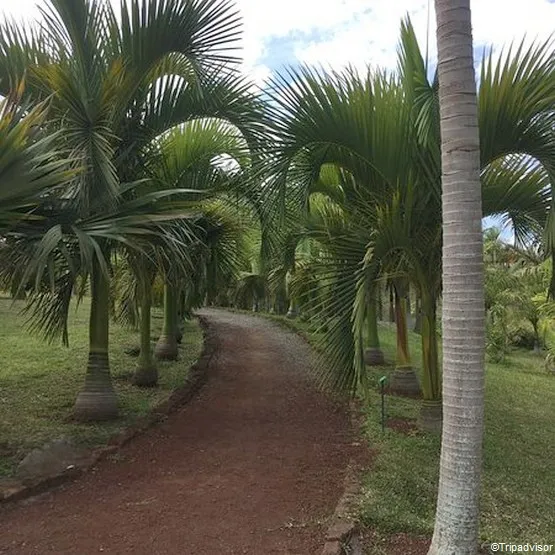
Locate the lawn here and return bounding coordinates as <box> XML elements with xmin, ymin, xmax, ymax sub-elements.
<box><xmin>0</xmin><ymin>295</ymin><xmax>203</xmax><ymax>477</ymax></box>
<box><xmin>265</xmin><ymin>314</ymin><xmax>555</xmax><ymax>551</ymax></box>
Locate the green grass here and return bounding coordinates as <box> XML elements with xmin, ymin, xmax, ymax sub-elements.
<box><xmin>0</xmin><ymin>295</ymin><xmax>203</xmax><ymax>477</ymax></box>
<box><xmin>264</xmin><ymin>314</ymin><xmax>555</xmax><ymax>547</ymax></box>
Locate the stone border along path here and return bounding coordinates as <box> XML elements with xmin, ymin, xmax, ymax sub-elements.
<box><xmin>0</xmin><ymin>309</ymin><xmax>358</xmax><ymax>555</ymax></box>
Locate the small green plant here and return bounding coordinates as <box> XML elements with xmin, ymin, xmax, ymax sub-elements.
<box><xmin>486</xmin><ymin>318</ymin><xmax>509</xmax><ymax>363</ymax></box>
<box><xmin>507</xmin><ymin>325</ymin><xmax>537</xmax><ymax>350</ymax></box>
<box><xmin>543</xmin><ymin>347</ymin><xmax>555</xmax><ymax>375</ymax></box>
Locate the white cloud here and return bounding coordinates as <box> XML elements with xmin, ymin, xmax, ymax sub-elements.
<box><xmin>248</xmin><ymin>63</ymin><xmax>272</xmax><ymax>87</ymax></box>
<box><xmin>235</xmin><ymin>0</ymin><xmax>371</xmax><ymax>67</ymax></box>
<box><xmin>0</xmin><ymin>0</ymin><xmax>39</xmax><ymax>19</ymax></box>
<box><xmin>294</xmin><ymin>0</ymin><xmax>431</xmax><ymax>74</ymax></box>
<box><xmin>293</xmin><ymin>0</ymin><xmax>555</xmax><ymax>74</ymax></box>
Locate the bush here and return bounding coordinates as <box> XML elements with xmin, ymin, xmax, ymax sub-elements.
<box><xmin>507</xmin><ymin>325</ymin><xmax>537</xmax><ymax>350</ymax></box>
<box><xmin>486</xmin><ymin>320</ymin><xmax>509</xmax><ymax>363</ymax></box>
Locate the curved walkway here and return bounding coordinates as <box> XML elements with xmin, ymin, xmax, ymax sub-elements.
<box><xmin>0</xmin><ymin>309</ymin><xmax>353</xmax><ymax>555</ymax></box>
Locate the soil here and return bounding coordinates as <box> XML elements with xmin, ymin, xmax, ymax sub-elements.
<box><xmin>360</xmin><ymin>529</ymin><xmax>430</xmax><ymax>554</ymax></box>
<box><xmin>383</xmin><ymin>386</ymin><xmax>422</xmax><ymax>400</ymax></box>
<box><xmin>0</xmin><ymin>309</ymin><xmax>354</xmax><ymax>555</ymax></box>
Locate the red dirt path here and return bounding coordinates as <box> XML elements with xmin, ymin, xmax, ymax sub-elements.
<box><xmin>0</xmin><ymin>309</ymin><xmax>353</xmax><ymax>555</ymax></box>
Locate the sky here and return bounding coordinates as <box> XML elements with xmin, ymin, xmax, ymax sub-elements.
<box><xmin>1</xmin><ymin>0</ymin><xmax>555</xmax><ymax>84</ymax></box>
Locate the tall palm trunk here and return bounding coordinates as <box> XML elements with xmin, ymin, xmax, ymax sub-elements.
<box><xmin>419</xmin><ymin>293</ymin><xmax>442</xmax><ymax>433</ymax></box>
<box><xmin>364</xmin><ymin>296</ymin><xmax>385</xmax><ymax>365</ymax></box>
<box><xmin>413</xmin><ymin>293</ymin><xmax>423</xmax><ymax>334</ymax></box>
<box><xmin>286</xmin><ymin>267</ymin><xmax>298</xmax><ymax>318</ymax></box>
<box><xmin>175</xmin><ymin>286</ymin><xmax>184</xmax><ymax>344</ymax></box>
<box><xmin>154</xmin><ymin>283</ymin><xmax>178</xmax><ymax>360</ymax></box>
<box><xmin>388</xmin><ymin>284</ymin><xmax>395</xmax><ymax>322</ymax></box>
<box><xmin>74</xmin><ymin>259</ymin><xmax>118</xmax><ymax>421</ymax></box>
<box><xmin>377</xmin><ymin>287</ymin><xmax>384</xmax><ymax>321</ymax></box>
<box><xmin>390</xmin><ymin>284</ymin><xmax>421</xmax><ymax>396</ymax></box>
<box><xmin>134</xmin><ymin>277</ymin><xmax>158</xmax><ymax>387</ymax></box>
<box><xmin>429</xmin><ymin>1</ymin><xmax>485</xmax><ymax>553</ymax></box>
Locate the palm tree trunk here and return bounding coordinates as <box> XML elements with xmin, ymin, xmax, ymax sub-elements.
<box><xmin>154</xmin><ymin>283</ymin><xmax>178</xmax><ymax>360</ymax></box>
<box><xmin>390</xmin><ymin>286</ymin><xmax>421</xmax><ymax>396</ymax></box>
<box><xmin>74</xmin><ymin>260</ymin><xmax>118</xmax><ymax>421</ymax></box>
<box><xmin>175</xmin><ymin>287</ymin><xmax>184</xmax><ymax>344</ymax></box>
<box><xmin>413</xmin><ymin>294</ymin><xmax>423</xmax><ymax>334</ymax></box>
<box><xmin>429</xmin><ymin>1</ymin><xmax>485</xmax><ymax>553</ymax></box>
<box><xmin>364</xmin><ymin>296</ymin><xmax>385</xmax><ymax>366</ymax></box>
<box><xmin>286</xmin><ymin>298</ymin><xmax>298</xmax><ymax>318</ymax></box>
<box><xmin>388</xmin><ymin>285</ymin><xmax>395</xmax><ymax>322</ymax></box>
<box><xmin>377</xmin><ymin>287</ymin><xmax>384</xmax><ymax>321</ymax></box>
<box><xmin>134</xmin><ymin>279</ymin><xmax>158</xmax><ymax>387</ymax></box>
<box><xmin>419</xmin><ymin>294</ymin><xmax>442</xmax><ymax>433</ymax></box>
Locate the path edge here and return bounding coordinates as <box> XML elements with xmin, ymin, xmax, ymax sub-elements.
<box><xmin>0</xmin><ymin>315</ymin><xmax>217</xmax><ymax>505</ymax></box>
<box><xmin>227</xmin><ymin>310</ymin><xmax>365</xmax><ymax>555</ymax></box>
<box><xmin>261</xmin><ymin>314</ymin><xmax>367</xmax><ymax>555</ymax></box>
<box><xmin>219</xmin><ymin>309</ymin><xmax>366</xmax><ymax>555</ymax></box>
<box><xmin>321</xmin><ymin>399</ymin><xmax>365</xmax><ymax>555</ymax></box>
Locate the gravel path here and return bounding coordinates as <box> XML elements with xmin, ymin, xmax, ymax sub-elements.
<box><xmin>0</xmin><ymin>309</ymin><xmax>353</xmax><ymax>555</ymax></box>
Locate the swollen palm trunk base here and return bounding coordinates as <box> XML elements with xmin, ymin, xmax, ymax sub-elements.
<box><xmin>73</xmin><ymin>351</ymin><xmax>118</xmax><ymax>421</ymax></box>
<box><xmin>154</xmin><ymin>335</ymin><xmax>178</xmax><ymax>360</ymax></box>
<box><xmin>390</xmin><ymin>366</ymin><xmax>421</xmax><ymax>397</ymax></box>
<box><xmin>176</xmin><ymin>326</ymin><xmax>183</xmax><ymax>344</ymax></box>
<box><xmin>419</xmin><ymin>399</ymin><xmax>443</xmax><ymax>434</ymax></box>
<box><xmin>364</xmin><ymin>347</ymin><xmax>385</xmax><ymax>366</ymax></box>
<box><xmin>133</xmin><ymin>365</ymin><xmax>159</xmax><ymax>387</ymax></box>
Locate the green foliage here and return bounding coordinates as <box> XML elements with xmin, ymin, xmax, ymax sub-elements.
<box><xmin>507</xmin><ymin>324</ymin><xmax>537</xmax><ymax>350</ymax></box>
<box><xmin>0</xmin><ymin>295</ymin><xmax>202</xmax><ymax>476</ymax></box>
<box><xmin>486</xmin><ymin>317</ymin><xmax>510</xmax><ymax>363</ymax></box>
<box><xmin>0</xmin><ymin>83</ymin><xmax>74</xmax><ymax>233</ymax></box>
<box><xmin>543</xmin><ymin>347</ymin><xmax>555</xmax><ymax>375</ymax></box>
<box><xmin>0</xmin><ymin>0</ymin><xmax>267</xmax><ymax>349</ymax></box>
<box><xmin>272</xmin><ymin>315</ymin><xmax>555</xmax><ymax>545</ymax></box>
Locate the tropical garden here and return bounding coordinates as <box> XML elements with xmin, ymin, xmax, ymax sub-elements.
<box><xmin>0</xmin><ymin>0</ymin><xmax>554</xmax><ymax>553</ymax></box>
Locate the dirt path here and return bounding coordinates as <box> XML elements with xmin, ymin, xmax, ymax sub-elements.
<box><xmin>0</xmin><ymin>310</ymin><xmax>353</xmax><ymax>555</ymax></box>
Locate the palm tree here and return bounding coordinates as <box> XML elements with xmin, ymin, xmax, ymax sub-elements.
<box><xmin>140</xmin><ymin>117</ymin><xmax>253</xmax><ymax>363</ymax></box>
<box><xmin>265</xmin><ymin>17</ymin><xmax>553</xmax><ymax>433</ymax></box>
<box><xmin>0</xmin><ymin>83</ymin><xmax>73</xmax><ymax>235</ymax></box>
<box><xmin>428</xmin><ymin>1</ymin><xmax>485</xmax><ymax>553</ymax></box>
<box><xmin>0</xmin><ymin>0</ymin><xmax>266</xmax><ymax>421</ymax></box>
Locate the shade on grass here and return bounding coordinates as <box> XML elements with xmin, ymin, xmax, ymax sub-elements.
<box><xmin>0</xmin><ymin>296</ymin><xmax>202</xmax><ymax>476</ymax></box>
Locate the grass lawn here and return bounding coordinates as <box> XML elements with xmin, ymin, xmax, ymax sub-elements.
<box><xmin>0</xmin><ymin>295</ymin><xmax>203</xmax><ymax>477</ymax></box>
<box><xmin>264</xmin><ymin>314</ymin><xmax>555</xmax><ymax>551</ymax></box>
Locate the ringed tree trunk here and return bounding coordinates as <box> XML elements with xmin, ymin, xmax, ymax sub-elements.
<box><xmin>175</xmin><ymin>287</ymin><xmax>184</xmax><ymax>344</ymax></box>
<box><xmin>134</xmin><ymin>275</ymin><xmax>158</xmax><ymax>387</ymax></box>
<box><xmin>413</xmin><ymin>294</ymin><xmax>423</xmax><ymax>334</ymax></box>
<box><xmin>286</xmin><ymin>298</ymin><xmax>298</xmax><ymax>318</ymax></box>
<box><xmin>74</xmin><ymin>258</ymin><xmax>118</xmax><ymax>421</ymax></box>
<box><xmin>364</xmin><ymin>296</ymin><xmax>385</xmax><ymax>366</ymax></box>
<box><xmin>388</xmin><ymin>284</ymin><xmax>395</xmax><ymax>322</ymax></box>
<box><xmin>377</xmin><ymin>286</ymin><xmax>384</xmax><ymax>321</ymax></box>
<box><xmin>286</xmin><ymin>267</ymin><xmax>298</xmax><ymax>318</ymax></box>
<box><xmin>419</xmin><ymin>293</ymin><xmax>442</xmax><ymax>433</ymax></box>
<box><xmin>390</xmin><ymin>285</ymin><xmax>421</xmax><ymax>397</ymax></box>
<box><xmin>155</xmin><ymin>283</ymin><xmax>179</xmax><ymax>361</ymax></box>
<box><xmin>429</xmin><ymin>1</ymin><xmax>486</xmax><ymax>553</ymax></box>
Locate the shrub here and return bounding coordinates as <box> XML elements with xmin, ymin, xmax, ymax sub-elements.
<box><xmin>507</xmin><ymin>325</ymin><xmax>537</xmax><ymax>350</ymax></box>
<box><xmin>486</xmin><ymin>320</ymin><xmax>509</xmax><ymax>363</ymax></box>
